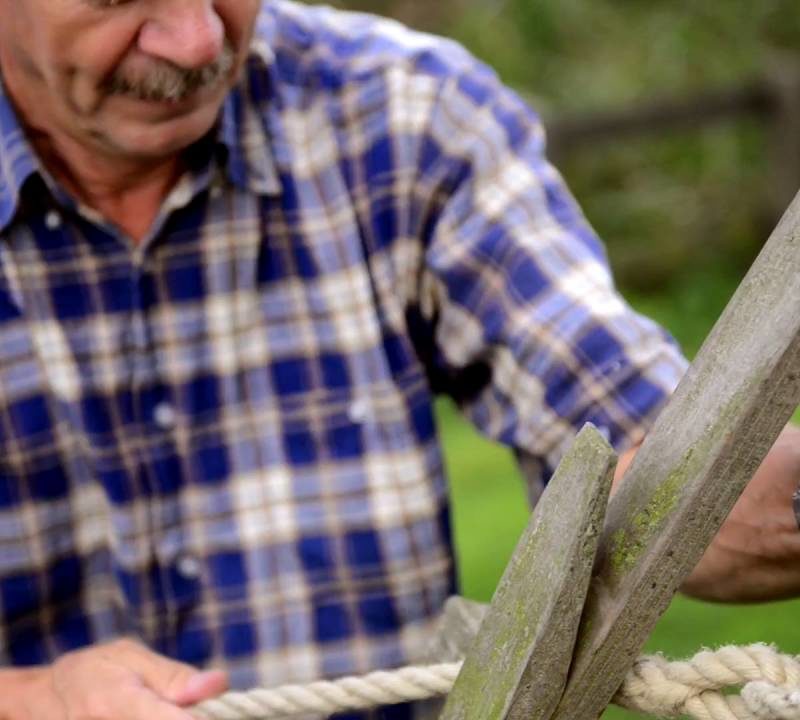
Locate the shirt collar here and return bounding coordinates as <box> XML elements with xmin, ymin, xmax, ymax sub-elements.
<box><xmin>0</xmin><ymin>76</ymin><xmax>44</xmax><ymax>233</ymax></box>
<box><xmin>0</xmin><ymin>32</ymin><xmax>282</xmax><ymax>235</ymax></box>
<box><xmin>216</xmin><ymin>32</ymin><xmax>282</xmax><ymax>197</ymax></box>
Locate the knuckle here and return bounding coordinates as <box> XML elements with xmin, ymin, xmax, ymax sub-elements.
<box><xmin>163</xmin><ymin>663</ymin><xmax>195</xmax><ymax>695</ymax></box>
<box><xmin>108</xmin><ymin>636</ymin><xmax>139</xmax><ymax>654</ymax></box>
<box><xmin>52</xmin><ymin>649</ymin><xmax>83</xmax><ymax>680</ymax></box>
<box><xmin>83</xmin><ymin>690</ymin><xmax>113</xmax><ymax>720</ymax></box>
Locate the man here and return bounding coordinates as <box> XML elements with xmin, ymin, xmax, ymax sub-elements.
<box><xmin>0</xmin><ymin>1</ymin><xmax>797</xmax><ymax>719</ymax></box>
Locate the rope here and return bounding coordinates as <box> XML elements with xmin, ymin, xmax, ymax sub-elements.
<box><xmin>191</xmin><ymin>663</ymin><xmax>460</xmax><ymax>719</ymax></box>
<box><xmin>615</xmin><ymin>644</ymin><xmax>800</xmax><ymax>719</ymax></box>
<box><xmin>191</xmin><ymin>644</ymin><xmax>800</xmax><ymax>720</ymax></box>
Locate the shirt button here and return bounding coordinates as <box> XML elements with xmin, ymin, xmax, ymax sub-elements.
<box><xmin>176</xmin><ymin>554</ymin><xmax>203</xmax><ymax>580</ymax></box>
<box><xmin>153</xmin><ymin>402</ymin><xmax>177</xmax><ymax>430</ymax></box>
<box><xmin>45</xmin><ymin>210</ymin><xmax>62</xmax><ymax>230</ymax></box>
<box><xmin>209</xmin><ymin>185</ymin><xmax>223</xmax><ymax>199</ymax></box>
<box><xmin>348</xmin><ymin>398</ymin><xmax>370</xmax><ymax>424</ymax></box>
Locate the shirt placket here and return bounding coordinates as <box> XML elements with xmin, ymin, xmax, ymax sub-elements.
<box><xmin>129</xmin><ymin>241</ymin><xmax>209</xmax><ymax>661</ymax></box>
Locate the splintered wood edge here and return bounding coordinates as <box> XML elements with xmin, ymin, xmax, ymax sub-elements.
<box><xmin>439</xmin><ymin>424</ymin><xmax>616</xmax><ymax>720</ymax></box>
<box><xmin>551</xmin><ymin>190</ymin><xmax>800</xmax><ymax>720</ymax></box>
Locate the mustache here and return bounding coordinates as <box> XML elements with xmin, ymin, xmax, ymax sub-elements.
<box><xmin>105</xmin><ymin>42</ymin><xmax>237</xmax><ymax>102</ymax></box>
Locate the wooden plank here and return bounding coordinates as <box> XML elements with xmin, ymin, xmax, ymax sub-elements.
<box><xmin>415</xmin><ymin>597</ymin><xmax>488</xmax><ymax>720</ymax></box>
<box><xmin>549</xmin><ymin>190</ymin><xmax>800</xmax><ymax>719</ymax></box>
<box><xmin>765</xmin><ymin>53</ymin><xmax>800</xmax><ymax>216</ymax></box>
<box><xmin>438</xmin><ymin>424</ymin><xmax>616</xmax><ymax>720</ymax></box>
<box><xmin>425</xmin><ymin>596</ymin><xmax>487</xmax><ymax>665</ymax></box>
<box><xmin>547</xmin><ymin>81</ymin><xmax>772</xmax><ymax>159</ymax></box>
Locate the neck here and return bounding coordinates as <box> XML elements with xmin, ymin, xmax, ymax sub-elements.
<box><xmin>0</xmin><ymin>52</ymin><xmax>182</xmax><ymax>244</ymax></box>
<box><xmin>28</xmin><ymin>127</ymin><xmax>182</xmax><ymax>244</ymax></box>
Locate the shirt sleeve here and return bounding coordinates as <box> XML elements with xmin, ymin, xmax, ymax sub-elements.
<box><xmin>409</xmin><ymin>58</ymin><xmax>688</xmax><ymax>489</ymax></box>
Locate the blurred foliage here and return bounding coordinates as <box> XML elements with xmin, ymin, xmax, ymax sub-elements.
<box><xmin>297</xmin><ymin>6</ymin><xmax>800</xmax><ymax>717</ymax></box>
<box><xmin>304</xmin><ymin>0</ymin><xmax>800</xmax><ymax>296</ymax></box>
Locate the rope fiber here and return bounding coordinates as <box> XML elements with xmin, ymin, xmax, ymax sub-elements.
<box><xmin>191</xmin><ymin>643</ymin><xmax>800</xmax><ymax>720</ymax></box>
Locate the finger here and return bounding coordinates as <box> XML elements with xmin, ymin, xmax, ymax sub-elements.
<box><xmin>110</xmin><ymin>639</ymin><xmax>212</xmax><ymax>702</ymax></box>
<box><xmin>170</xmin><ymin>669</ymin><xmax>229</xmax><ymax>706</ymax></box>
<box><xmin>114</xmin><ymin>682</ymin><xmax>199</xmax><ymax>720</ymax></box>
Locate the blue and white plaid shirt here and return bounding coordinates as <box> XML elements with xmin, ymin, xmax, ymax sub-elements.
<box><xmin>0</xmin><ymin>1</ymin><xmax>687</xmax><ymax>716</ymax></box>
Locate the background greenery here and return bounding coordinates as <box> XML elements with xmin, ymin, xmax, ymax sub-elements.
<box><xmin>305</xmin><ymin>2</ymin><xmax>800</xmax><ymax>717</ymax></box>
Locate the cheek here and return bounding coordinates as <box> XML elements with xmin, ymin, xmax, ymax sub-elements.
<box><xmin>73</xmin><ymin>30</ymin><xmax>140</xmax><ymax>80</ymax></box>
<box><xmin>53</xmin><ymin>27</ymin><xmax>142</xmax><ymax>114</ymax></box>
<box><xmin>217</xmin><ymin>0</ymin><xmax>261</xmax><ymax>48</ymax></box>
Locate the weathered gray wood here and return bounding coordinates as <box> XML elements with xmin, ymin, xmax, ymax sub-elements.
<box><xmin>425</xmin><ymin>596</ymin><xmax>487</xmax><ymax>664</ymax></box>
<box><xmin>550</xmin><ymin>191</ymin><xmax>800</xmax><ymax>719</ymax></box>
<box><xmin>414</xmin><ymin>598</ymin><xmax>488</xmax><ymax>720</ymax></box>
<box><xmin>439</xmin><ymin>425</ymin><xmax>616</xmax><ymax>720</ymax></box>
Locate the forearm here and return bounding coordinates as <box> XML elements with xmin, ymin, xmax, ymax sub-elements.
<box><xmin>681</xmin><ymin>538</ymin><xmax>800</xmax><ymax>603</ymax></box>
<box><xmin>613</xmin><ymin>424</ymin><xmax>800</xmax><ymax>603</ymax></box>
<box><xmin>681</xmin><ymin>424</ymin><xmax>800</xmax><ymax>602</ymax></box>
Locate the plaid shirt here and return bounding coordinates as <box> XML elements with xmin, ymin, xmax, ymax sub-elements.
<box><xmin>0</xmin><ymin>1</ymin><xmax>687</xmax><ymax>715</ymax></box>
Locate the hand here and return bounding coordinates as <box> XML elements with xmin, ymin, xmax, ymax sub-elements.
<box><xmin>682</xmin><ymin>424</ymin><xmax>800</xmax><ymax>602</ymax></box>
<box><xmin>5</xmin><ymin>638</ymin><xmax>228</xmax><ymax>720</ymax></box>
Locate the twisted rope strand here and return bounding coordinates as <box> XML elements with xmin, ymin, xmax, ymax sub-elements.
<box><xmin>191</xmin><ymin>644</ymin><xmax>800</xmax><ymax>720</ymax></box>
<box><xmin>741</xmin><ymin>683</ymin><xmax>800</xmax><ymax>720</ymax></box>
<box><xmin>615</xmin><ymin>644</ymin><xmax>800</xmax><ymax>719</ymax></box>
<box><xmin>192</xmin><ymin>663</ymin><xmax>461</xmax><ymax>720</ymax></box>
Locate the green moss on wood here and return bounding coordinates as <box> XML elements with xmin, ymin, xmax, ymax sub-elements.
<box><xmin>609</xmin><ymin>463</ymin><xmax>686</xmax><ymax>573</ymax></box>
<box><xmin>608</xmin><ymin>386</ymin><xmax>751</xmax><ymax>576</ymax></box>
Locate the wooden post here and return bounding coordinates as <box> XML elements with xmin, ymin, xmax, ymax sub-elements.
<box><xmin>439</xmin><ymin>424</ymin><xmax>616</xmax><ymax>720</ymax></box>
<box><xmin>546</xmin><ymin>81</ymin><xmax>771</xmax><ymax>161</ymax></box>
<box><xmin>425</xmin><ymin>596</ymin><xmax>488</xmax><ymax>665</ymax></box>
<box><xmin>765</xmin><ymin>53</ymin><xmax>800</xmax><ymax>219</ymax></box>
<box><xmin>547</xmin><ymin>191</ymin><xmax>800</xmax><ymax>719</ymax></box>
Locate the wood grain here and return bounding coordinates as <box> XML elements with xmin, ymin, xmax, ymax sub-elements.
<box><xmin>550</xmin><ymin>190</ymin><xmax>800</xmax><ymax>719</ymax></box>
<box><xmin>439</xmin><ymin>424</ymin><xmax>616</xmax><ymax>720</ymax></box>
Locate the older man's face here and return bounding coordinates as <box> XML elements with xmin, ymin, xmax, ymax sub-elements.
<box><xmin>0</xmin><ymin>0</ymin><xmax>262</xmax><ymax>160</ymax></box>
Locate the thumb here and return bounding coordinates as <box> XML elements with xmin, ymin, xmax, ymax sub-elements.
<box><xmin>120</xmin><ymin>643</ymin><xmax>229</xmax><ymax>706</ymax></box>
<box><xmin>168</xmin><ymin>669</ymin><xmax>229</xmax><ymax>706</ymax></box>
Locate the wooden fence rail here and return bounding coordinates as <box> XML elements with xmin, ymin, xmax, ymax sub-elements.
<box><xmin>547</xmin><ymin>82</ymin><xmax>773</xmax><ymax>150</ymax></box>
<box><xmin>439</xmin><ymin>425</ymin><xmax>615</xmax><ymax>720</ymax></box>
<box><xmin>545</xmin><ymin>56</ymin><xmax>800</xmax><ymax>216</ymax></box>
<box><xmin>432</xmin><ymin>188</ymin><xmax>800</xmax><ymax>719</ymax></box>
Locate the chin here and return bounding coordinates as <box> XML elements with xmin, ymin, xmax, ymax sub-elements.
<box><xmin>94</xmin><ymin>90</ymin><xmax>226</xmax><ymax>159</ymax></box>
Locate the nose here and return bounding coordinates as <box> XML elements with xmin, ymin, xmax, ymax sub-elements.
<box><xmin>138</xmin><ymin>1</ymin><xmax>225</xmax><ymax>69</ymax></box>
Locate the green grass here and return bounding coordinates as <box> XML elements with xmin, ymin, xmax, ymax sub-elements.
<box><xmin>437</xmin><ymin>270</ymin><xmax>800</xmax><ymax>720</ymax></box>
<box><xmin>313</xmin><ymin>5</ymin><xmax>800</xmax><ymax>714</ymax></box>
<box><xmin>441</xmin><ymin>405</ymin><xmax>800</xmax><ymax>719</ymax></box>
